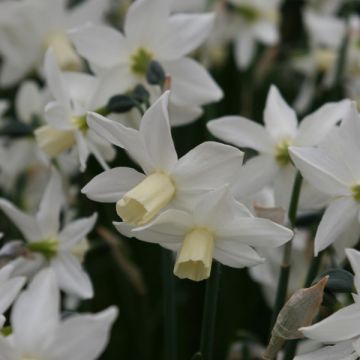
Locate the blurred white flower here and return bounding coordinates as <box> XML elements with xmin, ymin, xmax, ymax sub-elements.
<box><xmin>0</xmin><ymin>169</ymin><xmax>96</xmax><ymax>299</ymax></box>
<box><xmin>295</xmin><ymin>248</ymin><xmax>360</xmax><ymax>360</ymax></box>
<box><xmin>116</xmin><ymin>187</ymin><xmax>293</xmax><ymax>281</ymax></box>
<box><xmin>0</xmin><ymin>0</ymin><xmax>108</xmax><ymax>86</ymax></box>
<box><xmin>208</xmin><ymin>85</ymin><xmax>351</xmax><ymax>209</ymax></box>
<box><xmin>82</xmin><ymin>91</ymin><xmax>244</xmax><ymax>226</ymax></box>
<box><xmin>69</xmin><ymin>0</ymin><xmax>222</xmax><ymax>126</ymax></box>
<box><xmin>225</xmin><ymin>0</ymin><xmax>281</xmax><ymax>69</ymax></box>
<box><xmin>0</xmin><ymin>263</ymin><xmax>25</xmax><ymax>328</ymax></box>
<box><xmin>34</xmin><ymin>50</ymin><xmax>115</xmax><ymax>171</ymax></box>
<box><xmin>290</xmin><ymin>103</ymin><xmax>360</xmax><ymax>256</ymax></box>
<box><xmin>0</xmin><ymin>268</ymin><xmax>118</xmax><ymax>360</ymax></box>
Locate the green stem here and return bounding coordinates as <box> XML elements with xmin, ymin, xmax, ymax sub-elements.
<box><xmin>161</xmin><ymin>248</ymin><xmax>177</xmax><ymax>360</ymax></box>
<box><xmin>270</xmin><ymin>172</ymin><xmax>303</xmax><ymax>329</ymax></box>
<box><xmin>199</xmin><ymin>261</ymin><xmax>222</xmax><ymax>360</ymax></box>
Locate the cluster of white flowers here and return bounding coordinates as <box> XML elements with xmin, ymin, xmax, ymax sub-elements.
<box><xmin>0</xmin><ymin>0</ymin><xmax>359</xmax><ymax>358</ymax></box>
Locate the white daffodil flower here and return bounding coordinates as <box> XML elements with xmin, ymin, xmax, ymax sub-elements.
<box><xmin>115</xmin><ymin>187</ymin><xmax>293</xmax><ymax>281</ymax></box>
<box><xmin>0</xmin><ymin>264</ymin><xmax>25</xmax><ymax>328</ymax></box>
<box><xmin>207</xmin><ymin>85</ymin><xmax>351</xmax><ymax>209</ymax></box>
<box><xmin>225</xmin><ymin>0</ymin><xmax>281</xmax><ymax>69</ymax></box>
<box><xmin>82</xmin><ymin>91</ymin><xmax>244</xmax><ymax>226</ymax></box>
<box><xmin>0</xmin><ymin>169</ymin><xmax>96</xmax><ymax>299</ymax></box>
<box><xmin>69</xmin><ymin>0</ymin><xmax>222</xmax><ymax>126</ymax></box>
<box><xmin>289</xmin><ymin>103</ymin><xmax>360</xmax><ymax>256</ymax></box>
<box><xmin>34</xmin><ymin>50</ymin><xmax>115</xmax><ymax>171</ymax></box>
<box><xmin>295</xmin><ymin>248</ymin><xmax>360</xmax><ymax>360</ymax></box>
<box><xmin>0</xmin><ymin>268</ymin><xmax>118</xmax><ymax>360</ymax></box>
<box><xmin>0</xmin><ymin>0</ymin><xmax>108</xmax><ymax>86</ymax></box>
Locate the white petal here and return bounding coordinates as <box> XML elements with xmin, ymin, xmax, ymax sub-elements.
<box><xmin>168</xmin><ymin>102</ymin><xmax>203</xmax><ymax>126</ymax></box>
<box><xmin>44</xmin><ymin>101</ymin><xmax>72</xmax><ymax>130</ymax></box>
<box><xmin>11</xmin><ymin>269</ymin><xmax>59</xmax><ymax>353</ymax></box>
<box><xmin>65</xmin><ymin>0</ymin><xmax>109</xmax><ymax>28</ymax></box>
<box><xmin>169</xmin><ymin>13</ymin><xmax>214</xmax><ymax>56</ymax></box>
<box><xmin>69</xmin><ymin>24</ymin><xmax>129</xmax><ymax>68</ymax></box>
<box><xmin>49</xmin><ymin>307</ymin><xmax>118</xmax><ymax>360</ymax></box>
<box><xmin>314</xmin><ymin>197</ymin><xmax>358</xmax><ymax>255</ymax></box>
<box><xmin>59</xmin><ymin>213</ymin><xmax>97</xmax><ymax>250</ymax></box>
<box><xmin>217</xmin><ymin>217</ymin><xmax>293</xmax><ymax>248</ymax></box>
<box><xmin>234</xmin><ymin>32</ymin><xmax>256</xmax><ymax>69</ymax></box>
<box><xmin>252</xmin><ymin>20</ymin><xmax>279</xmax><ymax>45</ymax></box>
<box><xmin>207</xmin><ymin>116</ymin><xmax>273</xmax><ymax>153</ymax></box>
<box><xmin>163</xmin><ymin>58</ymin><xmax>223</xmax><ymax>107</ymax></box>
<box><xmin>135</xmin><ymin>208</ymin><xmax>192</xmax><ymax>236</ymax></box>
<box><xmin>15</xmin><ymin>80</ymin><xmax>43</xmax><ymax>123</ymax></box>
<box><xmin>295</xmin><ymin>341</ymin><xmax>357</xmax><ymax>360</ymax></box>
<box><xmin>51</xmin><ymin>253</ymin><xmax>93</xmax><ymax>299</ymax></box>
<box><xmin>273</xmin><ymin>166</ymin><xmax>297</xmax><ymax>210</ymax></box>
<box><xmin>172</xmin><ymin>141</ymin><xmax>244</xmax><ymax>193</ymax></box>
<box><xmin>124</xmin><ymin>0</ymin><xmax>170</xmax><ymax>47</ymax></box>
<box><xmin>114</xmin><ymin>221</ymin><xmax>182</xmax><ymax>251</ymax></box>
<box><xmin>264</xmin><ymin>85</ymin><xmax>298</xmax><ymax>141</ymax></box>
<box><xmin>87</xmin><ymin>112</ymin><xmax>154</xmax><ymax>174</ymax></box>
<box><xmin>82</xmin><ymin>167</ymin><xmax>145</xmax><ymax>202</ymax></box>
<box><xmin>36</xmin><ymin>169</ymin><xmax>64</xmax><ymax>237</ymax></box>
<box><xmin>214</xmin><ymin>242</ymin><xmax>264</xmax><ymax>268</ymax></box>
<box><xmin>76</xmin><ymin>132</ymin><xmax>90</xmax><ymax>172</ymax></box>
<box><xmin>289</xmin><ymin>146</ymin><xmax>352</xmax><ymax>196</ymax></box>
<box><xmin>192</xmin><ymin>187</ymin><xmax>248</xmax><ymax>228</ymax></box>
<box><xmin>0</xmin><ymin>199</ymin><xmax>42</xmax><ymax>242</ymax></box>
<box><xmin>139</xmin><ymin>91</ymin><xmax>178</xmax><ymax>172</ymax></box>
<box><xmin>44</xmin><ymin>49</ymin><xmax>70</xmax><ymax>109</ymax></box>
<box><xmin>0</xmin><ymin>336</ymin><xmax>17</xmax><ymax>360</ymax></box>
<box><xmin>232</xmin><ymin>155</ymin><xmax>278</xmax><ymax>198</ymax></box>
<box><xmin>301</xmin><ymin>303</ymin><xmax>360</xmax><ymax>342</ymax></box>
<box><xmin>296</xmin><ymin>99</ymin><xmax>351</xmax><ymax>146</ymax></box>
<box><xmin>346</xmin><ymin>248</ymin><xmax>360</xmax><ymax>294</ymax></box>
<box><xmin>0</xmin><ymin>276</ymin><xmax>25</xmax><ymax>315</ymax></box>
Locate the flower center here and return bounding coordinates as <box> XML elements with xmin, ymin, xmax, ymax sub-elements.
<box><xmin>70</xmin><ymin>115</ymin><xmax>88</xmax><ymax>133</ymax></box>
<box><xmin>314</xmin><ymin>48</ymin><xmax>336</xmax><ymax>72</ymax></box>
<box><xmin>44</xmin><ymin>31</ymin><xmax>82</xmax><ymax>71</ymax></box>
<box><xmin>116</xmin><ymin>172</ymin><xmax>176</xmax><ymax>225</ymax></box>
<box><xmin>130</xmin><ymin>47</ymin><xmax>154</xmax><ymax>75</ymax></box>
<box><xmin>27</xmin><ymin>237</ymin><xmax>59</xmax><ymax>261</ymax></box>
<box><xmin>352</xmin><ymin>184</ymin><xmax>360</xmax><ymax>202</ymax></box>
<box><xmin>234</xmin><ymin>4</ymin><xmax>259</xmax><ymax>22</ymax></box>
<box><xmin>174</xmin><ymin>228</ymin><xmax>215</xmax><ymax>281</ymax></box>
<box><xmin>34</xmin><ymin>125</ymin><xmax>76</xmax><ymax>158</ymax></box>
<box><xmin>275</xmin><ymin>138</ymin><xmax>293</xmax><ymax>166</ymax></box>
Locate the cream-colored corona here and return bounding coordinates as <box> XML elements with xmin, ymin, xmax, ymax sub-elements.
<box><xmin>34</xmin><ymin>125</ymin><xmax>76</xmax><ymax>158</ymax></box>
<box><xmin>174</xmin><ymin>228</ymin><xmax>215</xmax><ymax>282</ymax></box>
<box><xmin>116</xmin><ymin>172</ymin><xmax>176</xmax><ymax>225</ymax></box>
<box><xmin>44</xmin><ymin>32</ymin><xmax>82</xmax><ymax>71</ymax></box>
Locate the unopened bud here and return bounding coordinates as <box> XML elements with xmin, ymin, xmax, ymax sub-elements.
<box><xmin>263</xmin><ymin>276</ymin><xmax>329</xmax><ymax>360</ymax></box>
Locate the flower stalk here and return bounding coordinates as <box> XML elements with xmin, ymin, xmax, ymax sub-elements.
<box><xmin>270</xmin><ymin>172</ymin><xmax>303</xmax><ymax>329</ymax></box>
<box><xmin>199</xmin><ymin>261</ymin><xmax>222</xmax><ymax>360</ymax></box>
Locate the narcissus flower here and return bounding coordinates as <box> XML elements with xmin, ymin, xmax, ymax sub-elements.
<box><xmin>225</xmin><ymin>0</ymin><xmax>281</xmax><ymax>69</ymax></box>
<box><xmin>116</xmin><ymin>187</ymin><xmax>293</xmax><ymax>281</ymax></box>
<box><xmin>208</xmin><ymin>85</ymin><xmax>351</xmax><ymax>209</ymax></box>
<box><xmin>0</xmin><ymin>0</ymin><xmax>108</xmax><ymax>86</ymax></box>
<box><xmin>0</xmin><ymin>268</ymin><xmax>118</xmax><ymax>360</ymax></box>
<box><xmin>82</xmin><ymin>91</ymin><xmax>244</xmax><ymax>226</ymax></box>
<box><xmin>69</xmin><ymin>0</ymin><xmax>222</xmax><ymax>126</ymax></box>
<box><xmin>34</xmin><ymin>50</ymin><xmax>115</xmax><ymax>171</ymax></box>
<box><xmin>0</xmin><ymin>169</ymin><xmax>96</xmax><ymax>299</ymax></box>
<box><xmin>295</xmin><ymin>248</ymin><xmax>360</xmax><ymax>360</ymax></box>
<box><xmin>290</xmin><ymin>103</ymin><xmax>360</xmax><ymax>256</ymax></box>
